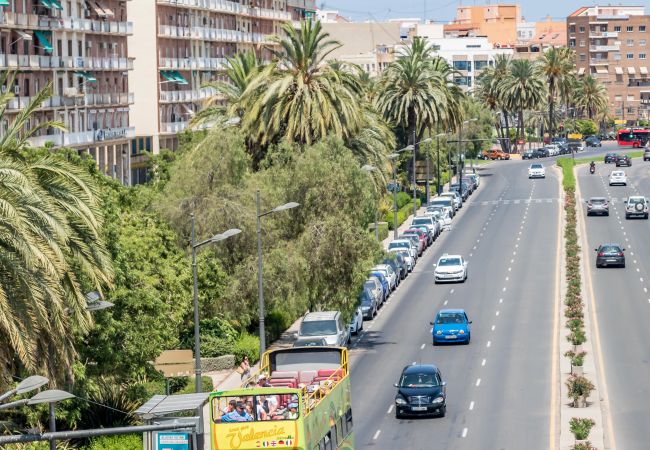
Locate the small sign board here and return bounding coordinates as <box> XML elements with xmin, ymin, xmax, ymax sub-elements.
<box><xmin>567</xmin><ymin>133</ymin><xmax>583</xmax><ymax>140</ymax></box>
<box><xmin>155</xmin><ymin>432</ymin><xmax>189</xmax><ymax>450</ymax></box>
<box><xmin>615</xmin><ymin>119</ymin><xmax>627</xmax><ymax>125</ymax></box>
<box><xmin>154</xmin><ymin>350</ymin><xmax>194</xmax><ymax>378</ymax></box>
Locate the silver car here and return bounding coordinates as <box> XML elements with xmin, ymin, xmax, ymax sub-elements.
<box><xmin>298</xmin><ymin>311</ymin><xmax>349</xmax><ymax>347</ymax></box>
<box><xmin>439</xmin><ymin>192</ymin><xmax>462</xmax><ymax>211</ymax></box>
<box><xmin>586</xmin><ymin>197</ymin><xmax>609</xmax><ymax>216</ymax></box>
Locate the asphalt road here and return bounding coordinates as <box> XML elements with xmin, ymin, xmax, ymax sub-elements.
<box><xmin>577</xmin><ymin>157</ymin><xmax>650</xmax><ymax>450</ymax></box>
<box><xmin>349</xmin><ymin>158</ymin><xmax>561</xmax><ymax>449</ymax></box>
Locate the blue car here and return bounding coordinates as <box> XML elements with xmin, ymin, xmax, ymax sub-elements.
<box><xmin>370</xmin><ymin>271</ymin><xmax>390</xmax><ymax>302</ymax></box>
<box><xmin>430</xmin><ymin>309</ymin><xmax>472</xmax><ymax>345</ymax></box>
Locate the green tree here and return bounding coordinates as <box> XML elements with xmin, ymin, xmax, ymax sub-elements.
<box><xmin>537</xmin><ymin>47</ymin><xmax>575</xmax><ymax>136</ymax></box>
<box><xmin>575</xmin><ymin>75</ymin><xmax>608</xmax><ymax>120</ymax></box>
<box><xmin>0</xmin><ymin>77</ymin><xmax>113</xmax><ymax>385</ymax></box>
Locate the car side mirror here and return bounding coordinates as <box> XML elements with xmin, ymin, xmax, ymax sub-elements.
<box><xmin>394</xmin><ymin>382</ymin><xmax>399</xmax><ymax>388</ymax></box>
<box><xmin>441</xmin><ymin>381</ymin><xmax>447</xmax><ymax>387</ymax></box>
<box><xmin>594</xmin><ymin>248</ymin><xmax>598</xmax><ymax>251</ymax></box>
<box><xmin>623</xmin><ymin>248</ymin><xmax>626</xmax><ymax>251</ymax></box>
<box><xmin>430</xmin><ymin>321</ymin><xmax>434</xmax><ymax>325</ymax></box>
<box><xmin>469</xmin><ymin>321</ymin><xmax>473</xmax><ymax>324</ymax></box>
<box><xmin>623</xmin><ymin>198</ymin><xmax>627</xmax><ymax>202</ymax></box>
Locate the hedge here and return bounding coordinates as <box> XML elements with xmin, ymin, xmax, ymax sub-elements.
<box><xmin>384</xmin><ymin>199</ymin><xmax>422</xmax><ymax>230</ymax></box>
<box><xmin>88</xmin><ymin>435</ymin><xmax>142</xmax><ymax>450</ymax></box>
<box><xmin>202</xmin><ymin>355</ymin><xmax>236</xmax><ymax>372</ymax></box>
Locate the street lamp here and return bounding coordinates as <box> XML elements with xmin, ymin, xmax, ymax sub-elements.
<box><xmin>0</xmin><ymin>376</ymin><xmax>48</xmax><ymax>404</ymax></box>
<box><xmin>84</xmin><ymin>291</ymin><xmax>114</xmax><ymax>312</ymax></box>
<box><xmin>388</xmin><ymin>145</ymin><xmax>413</xmax><ymax>240</ymax></box>
<box><xmin>434</xmin><ymin>132</ymin><xmax>447</xmax><ymax>196</ymax></box>
<box><xmin>256</xmin><ymin>192</ymin><xmax>299</xmax><ymax>358</ymax></box>
<box><xmin>361</xmin><ymin>165</ymin><xmax>380</xmax><ymax>241</ymax></box>
<box><xmin>412</xmin><ymin>138</ymin><xmax>432</xmax><ymax>217</ymax></box>
<box><xmin>457</xmin><ymin>119</ymin><xmax>477</xmax><ymax>183</ymax></box>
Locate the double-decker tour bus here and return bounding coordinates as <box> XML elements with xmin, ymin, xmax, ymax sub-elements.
<box><xmin>209</xmin><ymin>347</ymin><xmax>353</xmax><ymax>450</ymax></box>
<box><xmin>617</xmin><ymin>128</ymin><xmax>650</xmax><ymax>147</ymax></box>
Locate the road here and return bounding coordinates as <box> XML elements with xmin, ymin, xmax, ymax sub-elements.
<box><xmin>349</xmin><ymin>157</ymin><xmax>561</xmax><ymax>449</ymax></box>
<box><xmin>577</xmin><ymin>155</ymin><xmax>650</xmax><ymax>450</ymax></box>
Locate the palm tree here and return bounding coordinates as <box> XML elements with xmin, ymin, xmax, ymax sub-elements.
<box><xmin>575</xmin><ymin>75</ymin><xmax>608</xmax><ymax>120</ymax></box>
<box><xmin>499</xmin><ymin>59</ymin><xmax>546</xmax><ymax>152</ymax></box>
<box><xmin>241</xmin><ymin>20</ymin><xmax>362</xmax><ymax>147</ymax></box>
<box><xmin>538</xmin><ymin>47</ymin><xmax>575</xmax><ymax>136</ymax></box>
<box><xmin>0</xmin><ymin>74</ymin><xmax>113</xmax><ymax>384</ymax></box>
<box><xmin>476</xmin><ymin>67</ymin><xmax>507</xmax><ymax>149</ymax></box>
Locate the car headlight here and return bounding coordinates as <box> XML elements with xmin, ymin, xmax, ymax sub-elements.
<box><xmin>395</xmin><ymin>397</ymin><xmax>407</xmax><ymax>405</ymax></box>
<box><xmin>459</xmin><ymin>330</ymin><xmax>465</xmax><ymax>334</ymax></box>
<box><xmin>432</xmin><ymin>396</ymin><xmax>445</xmax><ymax>404</ymax></box>
<box><xmin>436</xmin><ymin>330</ymin><xmax>442</xmax><ymax>335</ymax></box>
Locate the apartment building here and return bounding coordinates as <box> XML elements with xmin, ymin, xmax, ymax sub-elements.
<box><xmin>568</xmin><ymin>6</ymin><xmax>650</xmax><ymax>122</ymax></box>
<box><xmin>127</xmin><ymin>0</ymin><xmax>290</xmax><ymax>183</ymax></box>
<box><xmin>0</xmin><ymin>0</ymin><xmax>134</xmax><ymax>184</ymax></box>
<box><xmin>286</xmin><ymin>0</ymin><xmax>315</xmax><ymax>22</ymax></box>
<box><xmin>445</xmin><ymin>4</ymin><xmax>521</xmax><ymax>47</ymax></box>
<box><xmin>515</xmin><ymin>17</ymin><xmax>567</xmax><ymax>60</ymax></box>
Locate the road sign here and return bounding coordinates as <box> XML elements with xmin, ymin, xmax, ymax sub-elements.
<box><xmin>567</xmin><ymin>133</ymin><xmax>583</xmax><ymax>140</ymax></box>
<box><xmin>615</xmin><ymin>119</ymin><xmax>627</xmax><ymax>125</ymax></box>
<box><xmin>156</xmin><ymin>432</ymin><xmax>189</xmax><ymax>450</ymax></box>
<box><xmin>154</xmin><ymin>350</ymin><xmax>194</xmax><ymax>378</ymax></box>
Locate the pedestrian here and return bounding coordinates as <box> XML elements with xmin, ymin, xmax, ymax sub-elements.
<box><xmin>238</xmin><ymin>356</ymin><xmax>250</xmax><ymax>380</ymax></box>
<box><xmin>257</xmin><ymin>374</ymin><xmax>271</xmax><ymax>387</ymax></box>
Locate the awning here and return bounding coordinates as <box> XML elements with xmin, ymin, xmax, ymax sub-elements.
<box><xmin>15</xmin><ymin>30</ymin><xmax>32</xmax><ymax>41</ymax></box>
<box><xmin>160</xmin><ymin>70</ymin><xmax>177</xmax><ymax>82</ymax></box>
<box><xmin>49</xmin><ymin>0</ymin><xmax>63</xmax><ymax>9</ymax></box>
<box><xmin>596</xmin><ymin>66</ymin><xmax>608</xmax><ymax>74</ymax></box>
<box><xmin>640</xmin><ymin>67</ymin><xmax>648</xmax><ymax>75</ymax></box>
<box><xmin>628</xmin><ymin>67</ymin><xmax>636</xmax><ymax>75</ymax></box>
<box><xmin>75</xmin><ymin>71</ymin><xmax>97</xmax><ymax>82</ymax></box>
<box><xmin>577</xmin><ymin>67</ymin><xmax>585</xmax><ymax>75</ymax></box>
<box><xmin>33</xmin><ymin>30</ymin><xmax>53</xmax><ymax>53</ymax></box>
<box><xmin>171</xmin><ymin>71</ymin><xmax>188</xmax><ymax>85</ymax></box>
<box><xmin>0</xmin><ymin>0</ymin><xmax>10</xmax><ymax>6</ymax></box>
<box><xmin>38</xmin><ymin>0</ymin><xmax>52</xmax><ymax>8</ymax></box>
<box><xmin>95</xmin><ymin>1</ymin><xmax>114</xmax><ymax>17</ymax></box>
<box><xmin>615</xmin><ymin>67</ymin><xmax>624</xmax><ymax>75</ymax></box>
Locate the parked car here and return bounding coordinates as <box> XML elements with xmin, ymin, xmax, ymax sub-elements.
<box><xmin>546</xmin><ymin>144</ymin><xmax>560</xmax><ymax>156</ymax></box>
<box><xmin>585</xmin><ymin>136</ymin><xmax>602</xmax><ymax>147</ymax></box>
<box><xmin>388</xmin><ymin>239</ymin><xmax>417</xmax><ymax>263</ymax></box>
<box><xmin>401</xmin><ymin>231</ymin><xmax>426</xmax><ymax>254</ymax></box>
<box><xmin>439</xmin><ymin>191</ymin><xmax>462</xmax><ymax>211</ymax></box>
<box><xmin>369</xmin><ymin>271</ymin><xmax>390</xmax><ymax>301</ymax></box>
<box><xmin>482</xmin><ymin>149</ymin><xmax>510</xmax><ymax>160</ymax></box>
<box><xmin>449</xmin><ymin>183</ymin><xmax>469</xmax><ymax>201</ymax></box>
<box><xmin>604</xmin><ymin>153</ymin><xmax>619</xmax><ymax>164</ymax></box>
<box><xmin>433</xmin><ymin>254</ymin><xmax>468</xmax><ymax>283</ymax></box>
<box><xmin>615</xmin><ymin>155</ymin><xmax>632</xmax><ymax>167</ymax></box>
<box><xmin>373</xmin><ymin>264</ymin><xmax>398</xmax><ymax>292</ymax></box>
<box><xmin>595</xmin><ymin>244</ymin><xmax>625</xmax><ymax>268</ymax></box>
<box><xmin>410</xmin><ymin>224</ymin><xmax>435</xmax><ymax>245</ymax></box>
<box><xmin>533</xmin><ymin>148</ymin><xmax>550</xmax><ymax>158</ymax></box>
<box><xmin>381</xmin><ymin>258</ymin><xmax>403</xmax><ymax>285</ymax></box>
<box><xmin>428</xmin><ymin>197</ymin><xmax>455</xmax><ymax>218</ymax></box>
<box><xmin>389</xmin><ymin>248</ymin><xmax>415</xmax><ymax>273</ymax></box>
<box><xmin>384</xmin><ymin>254</ymin><xmax>408</xmax><ymax>280</ymax></box>
<box><xmin>394</xmin><ymin>365</ymin><xmax>447</xmax><ymax>418</ymax></box>
<box><xmin>568</xmin><ymin>142</ymin><xmax>584</xmax><ymax>153</ymax></box>
<box><xmin>608</xmin><ymin>170</ymin><xmax>627</xmax><ymax>186</ymax></box>
<box><xmin>465</xmin><ymin>173</ymin><xmax>480</xmax><ymax>188</ymax></box>
<box><xmin>522</xmin><ymin>150</ymin><xmax>536</xmax><ymax>160</ymax></box>
<box><xmin>586</xmin><ymin>197</ymin><xmax>609</xmax><ymax>216</ymax></box>
<box><xmin>551</xmin><ymin>137</ymin><xmax>566</xmax><ymax>145</ymax></box>
<box><xmin>431</xmin><ymin>309</ymin><xmax>472</xmax><ymax>345</ymax></box>
<box><xmin>427</xmin><ymin>204</ymin><xmax>454</xmax><ymax>221</ymax></box>
<box><xmin>412</xmin><ymin>216</ymin><xmax>441</xmax><ymax>240</ymax></box>
<box><xmin>624</xmin><ymin>196</ymin><xmax>649</xmax><ymax>219</ymax></box>
<box><xmin>364</xmin><ymin>277</ymin><xmax>385</xmax><ymax>305</ymax></box>
<box><xmin>462</xmin><ymin>177</ymin><xmax>477</xmax><ymax>193</ymax></box>
<box><xmin>349</xmin><ymin>307</ymin><xmax>363</xmax><ymax>335</ymax></box>
<box><xmin>426</xmin><ymin>208</ymin><xmax>452</xmax><ymax>229</ymax></box>
<box><xmin>358</xmin><ymin>287</ymin><xmax>378</xmax><ymax>319</ymax></box>
<box><xmin>293</xmin><ymin>337</ymin><xmax>328</xmax><ymax>347</ymax></box>
<box><xmin>298</xmin><ymin>311</ymin><xmax>349</xmax><ymax>347</ymax></box>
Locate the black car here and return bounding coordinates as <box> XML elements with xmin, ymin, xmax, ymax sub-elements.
<box><xmin>534</xmin><ymin>148</ymin><xmax>550</xmax><ymax>158</ymax></box>
<box><xmin>394</xmin><ymin>364</ymin><xmax>447</xmax><ymax>418</ymax></box>
<box><xmin>522</xmin><ymin>150</ymin><xmax>536</xmax><ymax>159</ymax></box>
<box><xmin>551</xmin><ymin>137</ymin><xmax>566</xmax><ymax>145</ymax></box>
<box><xmin>595</xmin><ymin>244</ymin><xmax>625</xmax><ymax>268</ymax></box>
<box><xmin>615</xmin><ymin>155</ymin><xmax>632</xmax><ymax>167</ymax></box>
<box><xmin>604</xmin><ymin>153</ymin><xmax>619</xmax><ymax>164</ymax></box>
<box><xmin>449</xmin><ymin>183</ymin><xmax>469</xmax><ymax>200</ymax></box>
<box><xmin>383</xmin><ymin>257</ymin><xmax>406</xmax><ymax>283</ymax></box>
<box><xmin>585</xmin><ymin>136</ymin><xmax>602</xmax><ymax>147</ymax></box>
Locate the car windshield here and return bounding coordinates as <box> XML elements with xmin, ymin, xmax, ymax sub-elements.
<box><xmin>399</xmin><ymin>372</ymin><xmax>439</xmax><ymax>388</ymax></box>
<box><xmin>599</xmin><ymin>245</ymin><xmax>622</xmax><ymax>254</ymax></box>
<box><xmin>389</xmin><ymin>242</ymin><xmax>410</xmax><ymax>250</ymax></box>
<box><xmin>364</xmin><ymin>281</ymin><xmax>376</xmax><ymax>291</ymax></box>
<box><xmin>438</xmin><ymin>257</ymin><xmax>461</xmax><ymax>266</ymax></box>
<box><xmin>436</xmin><ymin>313</ymin><xmax>466</xmax><ymax>324</ymax></box>
<box><xmin>359</xmin><ymin>291</ymin><xmax>373</xmax><ymax>305</ymax></box>
<box><xmin>412</xmin><ymin>218</ymin><xmax>431</xmax><ymax>225</ymax></box>
<box><xmin>299</xmin><ymin>320</ymin><xmax>337</xmax><ymax>336</ymax></box>
<box><xmin>531</xmin><ymin>164</ymin><xmax>543</xmax><ymax>169</ymax></box>
<box><xmin>590</xmin><ymin>198</ymin><xmax>606</xmax><ymax>204</ymax></box>
<box><xmin>611</xmin><ymin>172</ymin><xmax>624</xmax><ymax>176</ymax></box>
<box><xmin>629</xmin><ymin>197</ymin><xmax>645</xmax><ymax>204</ymax></box>
<box><xmin>431</xmin><ymin>200</ymin><xmax>451</xmax><ymax>206</ymax></box>
<box><xmin>294</xmin><ymin>338</ymin><xmax>325</xmax><ymax>347</ymax></box>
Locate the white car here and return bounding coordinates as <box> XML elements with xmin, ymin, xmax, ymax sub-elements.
<box><xmin>349</xmin><ymin>307</ymin><xmax>363</xmax><ymax>335</ymax></box>
<box><xmin>389</xmin><ymin>248</ymin><xmax>414</xmax><ymax>272</ymax></box>
<box><xmin>373</xmin><ymin>264</ymin><xmax>397</xmax><ymax>291</ymax></box>
<box><xmin>427</xmin><ymin>205</ymin><xmax>454</xmax><ymax>222</ymax></box>
<box><xmin>439</xmin><ymin>192</ymin><xmax>462</xmax><ymax>210</ymax></box>
<box><xmin>426</xmin><ymin>209</ymin><xmax>452</xmax><ymax>230</ymax></box>
<box><xmin>434</xmin><ymin>254</ymin><xmax>468</xmax><ymax>283</ymax></box>
<box><xmin>609</xmin><ymin>170</ymin><xmax>627</xmax><ymax>186</ymax></box>
<box><xmin>528</xmin><ymin>163</ymin><xmax>545</xmax><ymax>179</ymax></box>
<box><xmin>388</xmin><ymin>239</ymin><xmax>418</xmax><ymax>263</ymax></box>
<box><xmin>625</xmin><ymin>196</ymin><xmax>649</xmax><ymax>219</ymax></box>
<box><xmin>546</xmin><ymin>144</ymin><xmax>560</xmax><ymax>156</ymax></box>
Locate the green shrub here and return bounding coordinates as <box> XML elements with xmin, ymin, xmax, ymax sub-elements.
<box><xmin>233</xmin><ymin>332</ymin><xmax>261</xmax><ymax>365</ymax></box>
<box><xmin>266</xmin><ymin>310</ymin><xmax>293</xmax><ymax>343</ymax></box>
<box><xmin>395</xmin><ymin>191</ymin><xmax>411</xmax><ymax>209</ymax></box>
<box><xmin>176</xmin><ymin>376</ymin><xmax>214</xmax><ymax>395</ymax></box>
<box><xmin>181</xmin><ymin>317</ymin><xmax>238</xmax><ymax>358</ymax></box>
<box><xmin>569</xmin><ymin>417</ymin><xmax>595</xmax><ymax>440</ymax></box>
<box><xmin>377</xmin><ymin>222</ymin><xmax>389</xmax><ymax>241</ymax></box>
<box><xmin>566</xmin><ymin>375</ymin><xmax>595</xmax><ymax>407</ymax></box>
<box><xmin>571</xmin><ymin>443</ymin><xmax>592</xmax><ymax>450</ymax></box>
<box><xmin>567</xmin><ymin>328</ymin><xmax>587</xmax><ymax>346</ymax></box>
<box><xmin>88</xmin><ymin>434</ymin><xmax>142</xmax><ymax>450</ymax></box>
<box><xmin>564</xmin><ymin>350</ymin><xmax>586</xmax><ymax>367</ymax></box>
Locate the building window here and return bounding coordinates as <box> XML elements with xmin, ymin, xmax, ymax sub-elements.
<box><xmin>579</xmin><ymin>53</ymin><xmax>586</xmax><ymax>61</ymax></box>
<box><xmin>614</xmin><ymin>26</ymin><xmax>621</xmax><ymax>32</ymax></box>
<box><xmin>626</xmin><ymin>26</ymin><xmax>633</xmax><ymax>32</ymax></box>
<box><xmin>615</xmin><ymin>95</ymin><xmax>622</xmax><ymax>101</ymax></box>
<box><xmin>569</xmin><ymin>39</ymin><xmax>576</xmax><ymax>47</ymax></box>
<box><xmin>640</xmin><ymin>53</ymin><xmax>647</xmax><ymax>60</ymax></box>
<box><xmin>640</xmin><ymin>39</ymin><xmax>647</xmax><ymax>46</ymax></box>
<box><xmin>627</xmin><ymin>39</ymin><xmax>634</xmax><ymax>46</ymax></box>
<box><xmin>453</xmin><ymin>60</ymin><xmax>471</xmax><ymax>71</ymax></box>
<box><xmin>627</xmin><ymin>95</ymin><xmax>635</xmax><ymax>101</ymax></box>
<box><xmin>614</xmin><ymin>53</ymin><xmax>622</xmax><ymax>61</ymax></box>
<box><xmin>474</xmin><ymin>60</ymin><xmax>488</xmax><ymax>71</ymax></box>
<box><xmin>640</xmin><ymin>25</ymin><xmax>646</xmax><ymax>32</ymax></box>
<box><xmin>569</xmin><ymin>25</ymin><xmax>575</xmax><ymax>33</ymax></box>
<box><xmin>627</xmin><ymin>53</ymin><xmax>634</xmax><ymax>59</ymax></box>
<box><xmin>579</xmin><ymin>26</ymin><xmax>585</xmax><ymax>33</ymax></box>
<box><xmin>579</xmin><ymin>40</ymin><xmax>585</xmax><ymax>47</ymax></box>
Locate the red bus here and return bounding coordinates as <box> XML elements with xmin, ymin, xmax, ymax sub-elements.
<box><xmin>617</xmin><ymin>129</ymin><xmax>650</xmax><ymax>148</ymax></box>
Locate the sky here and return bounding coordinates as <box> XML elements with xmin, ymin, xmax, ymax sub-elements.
<box><xmin>317</xmin><ymin>0</ymin><xmax>650</xmax><ymax>23</ymax></box>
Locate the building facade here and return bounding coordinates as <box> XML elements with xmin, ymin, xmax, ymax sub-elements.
<box><xmin>515</xmin><ymin>17</ymin><xmax>567</xmax><ymax>60</ymax></box>
<box><xmin>445</xmin><ymin>4</ymin><xmax>520</xmax><ymax>47</ymax></box>
<box><xmin>0</xmin><ymin>0</ymin><xmax>134</xmax><ymax>184</ymax></box>
<box><xmin>286</xmin><ymin>0</ymin><xmax>315</xmax><ymax>22</ymax></box>
<box><xmin>127</xmin><ymin>0</ymin><xmax>290</xmax><ymax>183</ymax></box>
<box><xmin>568</xmin><ymin>6</ymin><xmax>649</xmax><ymax>122</ymax></box>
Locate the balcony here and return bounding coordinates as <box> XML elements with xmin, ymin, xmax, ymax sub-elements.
<box><xmin>589</xmin><ymin>45</ymin><xmax>620</xmax><ymax>52</ymax></box>
<box><xmin>0</xmin><ymin>12</ymin><xmax>133</xmax><ymax>35</ymax></box>
<box><xmin>158</xmin><ymin>25</ymin><xmax>273</xmax><ymax>44</ymax></box>
<box><xmin>590</xmin><ymin>31</ymin><xmax>619</xmax><ymax>38</ymax></box>
<box><xmin>629</xmin><ymin>80</ymin><xmax>650</xmax><ymax>87</ymax></box>
<box><xmin>0</xmin><ymin>54</ymin><xmax>134</xmax><ymax>70</ymax></box>
<box><xmin>26</xmin><ymin>127</ymin><xmax>135</xmax><ymax>148</ymax></box>
<box><xmin>159</xmin><ymin>87</ymin><xmax>218</xmax><ymax>103</ymax></box>
<box><xmin>160</xmin><ymin>121</ymin><xmax>188</xmax><ymax>133</ymax></box>
<box><xmin>5</xmin><ymin>92</ymin><xmax>134</xmax><ymax>111</ymax></box>
<box><xmin>158</xmin><ymin>56</ymin><xmax>228</xmax><ymax>70</ymax></box>
<box><xmin>156</xmin><ymin>0</ymin><xmax>291</xmax><ymax>21</ymax></box>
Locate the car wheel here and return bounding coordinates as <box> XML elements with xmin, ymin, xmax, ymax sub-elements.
<box><xmin>433</xmin><ymin>339</ymin><xmax>438</xmax><ymax>346</ymax></box>
<box><xmin>645</xmin><ymin>214</ymin><xmax>649</xmax><ymax>220</ymax></box>
<box><xmin>626</xmin><ymin>213</ymin><xmax>630</xmax><ymax>219</ymax></box>
<box><xmin>587</xmin><ymin>212</ymin><xmax>591</xmax><ymax>216</ymax></box>
<box><xmin>464</xmin><ymin>336</ymin><xmax>470</xmax><ymax>345</ymax></box>
<box><xmin>395</xmin><ymin>411</ymin><xmax>403</xmax><ymax>419</ymax></box>
<box><xmin>605</xmin><ymin>212</ymin><xmax>609</xmax><ymax>216</ymax></box>
<box><xmin>596</xmin><ymin>263</ymin><xmax>602</xmax><ymax>268</ymax></box>
<box><xmin>359</xmin><ymin>320</ymin><xmax>363</xmax><ymax>332</ymax></box>
<box><xmin>439</xmin><ymin>405</ymin><xmax>446</xmax><ymax>418</ymax></box>
<box><xmin>621</xmin><ymin>262</ymin><xmax>626</xmax><ymax>268</ymax></box>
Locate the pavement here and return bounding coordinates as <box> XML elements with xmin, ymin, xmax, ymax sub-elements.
<box><xmin>576</xmin><ymin>153</ymin><xmax>650</xmax><ymax>450</ymax></box>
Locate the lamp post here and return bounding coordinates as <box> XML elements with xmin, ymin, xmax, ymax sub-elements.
<box><xmin>457</xmin><ymin>119</ymin><xmax>477</xmax><ymax>183</ymax></box>
<box><xmin>434</xmin><ymin>133</ymin><xmax>447</xmax><ymax>195</ymax></box>
<box><xmin>412</xmin><ymin>138</ymin><xmax>431</xmax><ymax>217</ymax></box>
<box><xmin>388</xmin><ymin>145</ymin><xmax>413</xmax><ymax>240</ymax></box>
<box><xmin>361</xmin><ymin>165</ymin><xmax>380</xmax><ymax>241</ymax></box>
<box><xmin>256</xmin><ymin>192</ymin><xmax>299</xmax><ymax>358</ymax></box>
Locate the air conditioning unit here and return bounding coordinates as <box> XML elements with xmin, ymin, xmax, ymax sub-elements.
<box><xmin>63</xmin><ymin>87</ymin><xmax>78</xmax><ymax>97</ymax></box>
<box><xmin>112</xmin><ymin>43</ymin><xmax>118</xmax><ymax>50</ymax></box>
<box><xmin>13</xmin><ymin>85</ymin><xmax>19</xmax><ymax>94</ymax></box>
<box><xmin>100</xmin><ymin>42</ymin><xmax>107</xmax><ymax>49</ymax></box>
<box><xmin>86</xmin><ymin>41</ymin><xmax>92</xmax><ymax>48</ymax></box>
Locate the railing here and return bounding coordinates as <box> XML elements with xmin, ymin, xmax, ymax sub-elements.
<box><xmin>160</xmin><ymin>121</ymin><xmax>189</xmax><ymax>133</ymax></box>
<box><xmin>589</xmin><ymin>45</ymin><xmax>620</xmax><ymax>52</ymax></box>
<box><xmin>159</xmin><ymin>87</ymin><xmax>217</xmax><ymax>103</ymax></box>
<box><xmin>158</xmin><ymin>56</ymin><xmax>227</xmax><ymax>70</ymax></box>
<box><xmin>0</xmin><ymin>12</ymin><xmax>133</xmax><ymax>34</ymax></box>
<box><xmin>156</xmin><ymin>0</ymin><xmax>291</xmax><ymax>21</ymax></box>
<box><xmin>6</xmin><ymin>92</ymin><xmax>134</xmax><ymax>110</ymax></box>
<box><xmin>0</xmin><ymin>54</ymin><xmax>134</xmax><ymax>70</ymax></box>
<box><xmin>26</xmin><ymin>127</ymin><xmax>135</xmax><ymax>148</ymax></box>
<box><xmin>590</xmin><ymin>31</ymin><xmax>619</xmax><ymax>38</ymax></box>
<box><xmin>158</xmin><ymin>25</ymin><xmax>274</xmax><ymax>44</ymax></box>
<box><xmin>629</xmin><ymin>80</ymin><xmax>650</xmax><ymax>87</ymax></box>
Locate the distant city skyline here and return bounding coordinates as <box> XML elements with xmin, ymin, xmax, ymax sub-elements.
<box><xmin>317</xmin><ymin>0</ymin><xmax>650</xmax><ymax>22</ymax></box>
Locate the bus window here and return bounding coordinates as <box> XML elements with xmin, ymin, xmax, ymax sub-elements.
<box><xmin>344</xmin><ymin>408</ymin><xmax>353</xmax><ymax>435</ymax></box>
<box><xmin>213</xmin><ymin>396</ymin><xmax>256</xmax><ymax>422</ymax></box>
<box><xmin>213</xmin><ymin>394</ymin><xmax>300</xmax><ymax>423</ymax></box>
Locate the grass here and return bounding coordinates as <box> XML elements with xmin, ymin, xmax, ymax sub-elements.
<box><xmin>556</xmin><ymin>157</ymin><xmax>576</xmax><ymax>190</ymax></box>
<box><xmin>574</xmin><ymin>150</ymin><xmax>644</xmax><ymax>166</ymax></box>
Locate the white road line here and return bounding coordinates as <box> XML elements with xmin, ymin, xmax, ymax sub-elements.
<box><xmin>491</xmin><ymin>325</ymin><xmax>496</xmax><ymax>331</ymax></box>
<box><xmin>481</xmin><ymin>359</ymin><xmax>486</xmax><ymax>366</ymax></box>
<box><xmin>475</xmin><ymin>378</ymin><xmax>481</xmax><ymax>387</ymax></box>
<box><xmin>462</xmin><ymin>428</ymin><xmax>468</xmax><ymax>438</ymax></box>
<box><xmin>373</xmin><ymin>430</ymin><xmax>381</xmax><ymax>440</ymax></box>
<box><xmin>634</xmin><ymin>260</ymin><xmax>637</xmax><ymax>264</ymax></box>
<box><xmin>637</xmin><ymin>268</ymin><xmax>640</xmax><ymax>272</ymax></box>
<box><xmin>420</xmin><ymin>343</ymin><xmax>425</xmax><ymax>350</ymax></box>
<box><xmin>508</xmin><ymin>267</ymin><xmax>512</xmax><ymax>271</ymax></box>
<box><xmin>502</xmin><ymin>287</ymin><xmax>507</xmax><ymax>292</ymax></box>
<box><xmin>470</xmin><ymin>253</ymin><xmax>473</xmax><ymax>257</ymax></box>
<box><xmin>511</xmin><ymin>259</ymin><xmax>514</xmax><ymax>263</ymax></box>
<box><xmin>387</xmin><ymin>405</ymin><xmax>394</xmax><ymax>414</ymax></box>
<box><xmin>487</xmin><ymin>341</ymin><xmax>491</xmax><ymax>347</ymax></box>
<box><xmin>644</xmin><ymin>288</ymin><xmax>648</xmax><ymax>293</ymax></box>
<box><xmin>469</xmin><ymin>401</ymin><xmax>475</xmax><ymax>410</ymax></box>
<box><xmin>499</xmin><ymin>298</ymin><xmax>503</xmax><ymax>303</ymax></box>
<box><xmin>443</xmin><ymin>300</ymin><xmax>448</xmax><ymax>305</ymax></box>
<box><xmin>505</xmin><ymin>276</ymin><xmax>509</xmax><ymax>281</ymax></box>
<box><xmin>496</xmin><ymin>311</ymin><xmax>500</xmax><ymax>316</ymax></box>
<box><xmin>450</xmin><ymin>289</ymin><xmax>455</xmax><ymax>294</ymax></box>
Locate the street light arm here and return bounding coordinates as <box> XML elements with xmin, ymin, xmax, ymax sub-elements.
<box><xmin>0</xmin><ymin>399</ymin><xmax>29</xmax><ymax>410</ymax></box>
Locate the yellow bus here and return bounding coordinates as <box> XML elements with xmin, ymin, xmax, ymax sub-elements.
<box><xmin>209</xmin><ymin>347</ymin><xmax>353</xmax><ymax>450</ymax></box>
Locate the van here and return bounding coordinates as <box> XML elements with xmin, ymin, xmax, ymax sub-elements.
<box><xmin>298</xmin><ymin>311</ymin><xmax>350</xmax><ymax>347</ymax></box>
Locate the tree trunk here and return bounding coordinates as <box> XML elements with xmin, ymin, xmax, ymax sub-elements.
<box><xmin>548</xmin><ymin>79</ymin><xmax>555</xmax><ymax>137</ymax></box>
<box><xmin>502</xmin><ymin>109</ymin><xmax>511</xmax><ymax>153</ymax></box>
